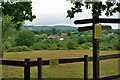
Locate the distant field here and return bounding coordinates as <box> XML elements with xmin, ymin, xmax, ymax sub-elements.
<box><xmin>2</xmin><ymin>50</ymin><xmax>119</xmax><ymax>79</ymax></box>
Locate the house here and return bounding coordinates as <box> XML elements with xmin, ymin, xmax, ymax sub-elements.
<box><xmin>57</xmin><ymin>36</ymin><xmax>68</xmax><ymax>40</ymax></box>
<box><xmin>103</xmin><ymin>33</ymin><xmax>114</xmax><ymax>36</ymax></box>
<box><xmin>48</xmin><ymin>35</ymin><xmax>57</xmax><ymax>39</ymax></box>
<box><xmin>48</xmin><ymin>35</ymin><xmax>68</xmax><ymax>40</ymax></box>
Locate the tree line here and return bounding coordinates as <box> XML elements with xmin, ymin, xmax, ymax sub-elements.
<box><xmin>3</xmin><ymin>28</ymin><xmax>119</xmax><ymax>53</ymax></box>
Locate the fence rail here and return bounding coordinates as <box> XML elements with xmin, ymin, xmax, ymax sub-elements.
<box><xmin>2</xmin><ymin>54</ymin><xmax>120</xmax><ymax>67</ymax></box>
<box><xmin>30</xmin><ymin>54</ymin><xmax>120</xmax><ymax>67</ymax></box>
<box><xmin>2</xmin><ymin>60</ymin><xmax>24</xmax><ymax>67</ymax></box>
<box><xmin>1</xmin><ymin>53</ymin><xmax>120</xmax><ymax>80</ymax></box>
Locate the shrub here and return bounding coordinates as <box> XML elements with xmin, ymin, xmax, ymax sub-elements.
<box><xmin>7</xmin><ymin>46</ymin><xmax>30</xmax><ymax>52</ymax></box>
<box><xmin>66</xmin><ymin>40</ymin><xmax>76</xmax><ymax>50</ymax></box>
<box><xmin>15</xmin><ymin>30</ymin><xmax>36</xmax><ymax>47</ymax></box>
<box><xmin>81</xmin><ymin>44</ymin><xmax>90</xmax><ymax>49</ymax></box>
<box><xmin>7</xmin><ymin>47</ymin><xmax>16</xmax><ymax>52</ymax></box>
<box><xmin>78</xmin><ymin>47</ymin><xmax>83</xmax><ymax>50</ymax></box>
<box><xmin>23</xmin><ymin>46</ymin><xmax>30</xmax><ymax>51</ymax></box>
<box><xmin>31</xmin><ymin>43</ymin><xmax>50</xmax><ymax>50</ymax></box>
<box><xmin>4</xmin><ymin>41</ymin><xmax>12</xmax><ymax>49</ymax></box>
<box><xmin>48</xmin><ymin>44</ymin><xmax>58</xmax><ymax>50</ymax></box>
<box><xmin>30</xmin><ymin>43</ymin><xmax>42</xmax><ymax>50</ymax></box>
<box><xmin>60</xmin><ymin>47</ymin><xmax>67</xmax><ymax>50</ymax></box>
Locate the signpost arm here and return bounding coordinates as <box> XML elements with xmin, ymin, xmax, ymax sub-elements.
<box><xmin>93</xmin><ymin>16</ymin><xmax>99</xmax><ymax>80</ymax></box>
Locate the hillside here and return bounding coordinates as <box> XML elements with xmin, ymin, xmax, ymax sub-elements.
<box><xmin>22</xmin><ymin>25</ymin><xmax>78</xmax><ymax>30</ymax></box>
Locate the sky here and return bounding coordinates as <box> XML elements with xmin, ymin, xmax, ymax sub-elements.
<box><xmin>25</xmin><ymin>0</ymin><xmax>119</xmax><ymax>29</ymax></box>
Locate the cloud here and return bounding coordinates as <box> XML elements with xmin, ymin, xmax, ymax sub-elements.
<box><xmin>25</xmin><ymin>0</ymin><xmax>119</xmax><ymax>29</ymax></box>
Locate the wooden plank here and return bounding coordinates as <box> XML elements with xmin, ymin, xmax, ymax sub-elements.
<box><xmin>88</xmin><ymin>54</ymin><xmax>120</xmax><ymax>61</ymax></box>
<box><xmin>74</xmin><ymin>19</ymin><xmax>93</xmax><ymax>24</ymax></box>
<box><xmin>101</xmin><ymin>25</ymin><xmax>112</xmax><ymax>30</ymax></box>
<box><xmin>84</xmin><ymin>55</ymin><xmax>88</xmax><ymax>80</ymax></box>
<box><xmin>24</xmin><ymin>58</ymin><xmax>30</xmax><ymax>80</ymax></box>
<box><xmin>100</xmin><ymin>75</ymin><xmax>120</xmax><ymax>80</ymax></box>
<box><xmin>1</xmin><ymin>54</ymin><xmax>119</xmax><ymax>67</ymax></box>
<box><xmin>99</xmin><ymin>54</ymin><xmax>120</xmax><ymax>60</ymax></box>
<box><xmin>78</xmin><ymin>26</ymin><xmax>93</xmax><ymax>32</ymax></box>
<box><xmin>99</xmin><ymin>18</ymin><xmax>120</xmax><ymax>23</ymax></box>
<box><xmin>42</xmin><ymin>58</ymin><xmax>84</xmax><ymax>66</ymax></box>
<box><xmin>59</xmin><ymin>58</ymin><xmax>84</xmax><ymax>64</ymax></box>
<box><xmin>42</xmin><ymin>60</ymin><xmax>49</xmax><ymax>65</ymax></box>
<box><xmin>77</xmin><ymin>25</ymin><xmax>111</xmax><ymax>32</ymax></box>
<box><xmin>93</xmin><ymin>16</ymin><xmax>99</xmax><ymax>80</ymax></box>
<box><xmin>30</xmin><ymin>54</ymin><xmax>120</xmax><ymax>67</ymax></box>
<box><xmin>2</xmin><ymin>60</ymin><xmax>24</xmax><ymax>67</ymax></box>
<box><xmin>37</xmin><ymin>58</ymin><xmax>42</xmax><ymax>80</ymax></box>
<box><xmin>74</xmin><ymin>18</ymin><xmax>120</xmax><ymax>24</ymax></box>
<box><xmin>30</xmin><ymin>61</ymin><xmax>37</xmax><ymax>67</ymax></box>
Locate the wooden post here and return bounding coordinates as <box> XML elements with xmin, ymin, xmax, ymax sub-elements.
<box><xmin>93</xmin><ymin>16</ymin><xmax>99</xmax><ymax>80</ymax></box>
<box><xmin>84</xmin><ymin>55</ymin><xmax>88</xmax><ymax>80</ymax></box>
<box><xmin>37</xmin><ymin>58</ymin><xmax>42</xmax><ymax>80</ymax></box>
<box><xmin>24</xmin><ymin>58</ymin><xmax>30</xmax><ymax>80</ymax></box>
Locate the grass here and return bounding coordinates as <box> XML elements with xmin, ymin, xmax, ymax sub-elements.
<box><xmin>2</xmin><ymin>50</ymin><xmax>119</xmax><ymax>79</ymax></box>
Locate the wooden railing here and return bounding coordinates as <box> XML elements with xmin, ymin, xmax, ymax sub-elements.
<box><xmin>1</xmin><ymin>54</ymin><xmax>120</xmax><ymax>80</ymax></box>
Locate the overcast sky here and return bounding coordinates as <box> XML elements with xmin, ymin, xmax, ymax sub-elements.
<box><xmin>25</xmin><ymin>0</ymin><xmax>119</xmax><ymax>29</ymax></box>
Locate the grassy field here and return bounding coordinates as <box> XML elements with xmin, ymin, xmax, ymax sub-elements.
<box><xmin>2</xmin><ymin>50</ymin><xmax>119</xmax><ymax>79</ymax></box>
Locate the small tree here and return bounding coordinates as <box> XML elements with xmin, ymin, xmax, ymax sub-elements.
<box><xmin>2</xmin><ymin>15</ymin><xmax>16</xmax><ymax>43</ymax></box>
<box><xmin>15</xmin><ymin>30</ymin><xmax>36</xmax><ymax>47</ymax></box>
<box><xmin>1</xmin><ymin>15</ymin><xmax>17</xmax><ymax>56</ymax></box>
<box><xmin>66</xmin><ymin>40</ymin><xmax>76</xmax><ymax>51</ymax></box>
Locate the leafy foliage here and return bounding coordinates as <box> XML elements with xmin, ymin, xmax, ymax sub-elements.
<box><xmin>67</xmin><ymin>1</ymin><xmax>120</xmax><ymax>18</ymax></box>
<box><xmin>7</xmin><ymin>46</ymin><xmax>30</xmax><ymax>52</ymax></box>
<box><xmin>66</xmin><ymin>40</ymin><xmax>76</xmax><ymax>50</ymax></box>
<box><xmin>2</xmin><ymin>15</ymin><xmax>16</xmax><ymax>43</ymax></box>
<box><xmin>3</xmin><ymin>29</ymin><xmax>119</xmax><ymax>52</ymax></box>
<box><xmin>2</xmin><ymin>2</ymin><xmax>36</xmax><ymax>30</ymax></box>
<box><xmin>15</xmin><ymin>30</ymin><xmax>36</xmax><ymax>47</ymax></box>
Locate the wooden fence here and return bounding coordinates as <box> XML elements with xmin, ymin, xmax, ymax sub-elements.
<box><xmin>1</xmin><ymin>54</ymin><xmax>120</xmax><ymax>80</ymax></box>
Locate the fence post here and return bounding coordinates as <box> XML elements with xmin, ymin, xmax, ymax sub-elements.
<box><xmin>37</xmin><ymin>58</ymin><xmax>42</xmax><ymax>80</ymax></box>
<box><xmin>24</xmin><ymin>58</ymin><xmax>30</xmax><ymax>80</ymax></box>
<box><xmin>84</xmin><ymin>55</ymin><xmax>88</xmax><ymax>80</ymax></box>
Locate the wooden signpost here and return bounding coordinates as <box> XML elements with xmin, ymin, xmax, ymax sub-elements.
<box><xmin>78</xmin><ymin>25</ymin><xmax>112</xmax><ymax>32</ymax></box>
<box><xmin>74</xmin><ymin>17</ymin><xmax>120</xmax><ymax>80</ymax></box>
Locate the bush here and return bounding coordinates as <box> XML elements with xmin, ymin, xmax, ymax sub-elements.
<box><xmin>4</xmin><ymin>41</ymin><xmax>12</xmax><ymax>49</ymax></box>
<box><xmin>66</xmin><ymin>40</ymin><xmax>76</xmax><ymax>50</ymax></box>
<box><xmin>78</xmin><ymin>47</ymin><xmax>83</xmax><ymax>50</ymax></box>
<box><xmin>84</xmin><ymin>42</ymin><xmax>92</xmax><ymax>47</ymax></box>
<box><xmin>48</xmin><ymin>44</ymin><xmax>58</xmax><ymax>50</ymax></box>
<box><xmin>31</xmin><ymin>42</ymin><xmax>59</xmax><ymax>50</ymax></box>
<box><xmin>23</xmin><ymin>46</ymin><xmax>30</xmax><ymax>51</ymax></box>
<box><xmin>15</xmin><ymin>30</ymin><xmax>36</xmax><ymax>47</ymax></box>
<box><xmin>81</xmin><ymin>44</ymin><xmax>90</xmax><ymax>49</ymax></box>
<box><xmin>7</xmin><ymin>46</ymin><xmax>30</xmax><ymax>52</ymax></box>
<box><xmin>30</xmin><ymin>43</ymin><xmax>42</xmax><ymax>50</ymax></box>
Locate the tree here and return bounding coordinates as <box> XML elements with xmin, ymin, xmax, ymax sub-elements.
<box><xmin>2</xmin><ymin>15</ymin><xmax>17</xmax><ymax>43</ymax></box>
<box><xmin>15</xmin><ymin>30</ymin><xmax>36</xmax><ymax>47</ymax></box>
<box><xmin>67</xmin><ymin>1</ymin><xmax>120</xmax><ymax>18</ymax></box>
<box><xmin>2</xmin><ymin>1</ymin><xmax>36</xmax><ymax>30</ymax></box>
<box><xmin>0</xmin><ymin>15</ymin><xmax>17</xmax><ymax>56</ymax></box>
<box><xmin>66</xmin><ymin>40</ymin><xmax>76</xmax><ymax>51</ymax></box>
<box><xmin>39</xmin><ymin>34</ymin><xmax>47</xmax><ymax>39</ymax></box>
<box><xmin>0</xmin><ymin>1</ymin><xmax>36</xmax><ymax>57</ymax></box>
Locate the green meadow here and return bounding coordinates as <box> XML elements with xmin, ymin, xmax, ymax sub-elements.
<box><xmin>2</xmin><ymin>50</ymin><xmax>119</xmax><ymax>79</ymax></box>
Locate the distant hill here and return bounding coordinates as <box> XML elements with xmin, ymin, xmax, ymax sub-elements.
<box><xmin>22</xmin><ymin>25</ymin><xmax>78</xmax><ymax>30</ymax></box>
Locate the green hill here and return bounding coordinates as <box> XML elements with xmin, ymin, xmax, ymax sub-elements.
<box><xmin>22</xmin><ymin>25</ymin><xmax>78</xmax><ymax>30</ymax></box>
